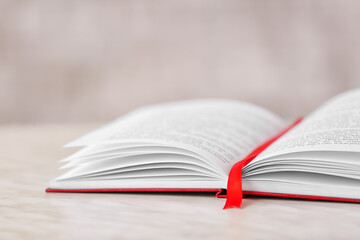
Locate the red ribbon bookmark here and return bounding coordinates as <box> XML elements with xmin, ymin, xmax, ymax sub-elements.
<box><xmin>223</xmin><ymin>118</ymin><xmax>303</xmax><ymax>209</ymax></box>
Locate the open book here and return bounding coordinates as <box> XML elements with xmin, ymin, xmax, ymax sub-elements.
<box><xmin>47</xmin><ymin>89</ymin><xmax>360</xmax><ymax>204</ymax></box>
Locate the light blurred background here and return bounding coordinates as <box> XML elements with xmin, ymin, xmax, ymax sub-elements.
<box><xmin>1</xmin><ymin>0</ymin><xmax>359</xmax><ymax>124</ymax></box>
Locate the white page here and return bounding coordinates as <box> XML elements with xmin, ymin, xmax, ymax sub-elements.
<box><xmin>242</xmin><ymin>172</ymin><xmax>360</xmax><ymax>199</ymax></box>
<box><xmin>253</xmin><ymin>88</ymin><xmax>360</xmax><ymax>163</ymax></box>
<box><xmin>61</xmin><ymin>146</ymin><xmax>208</xmax><ymax>168</ymax></box>
<box><xmin>65</xmin><ymin>99</ymin><xmax>285</xmax><ymax>174</ymax></box>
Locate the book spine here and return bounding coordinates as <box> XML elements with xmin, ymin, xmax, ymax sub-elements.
<box><xmin>223</xmin><ymin>118</ymin><xmax>303</xmax><ymax>209</ymax></box>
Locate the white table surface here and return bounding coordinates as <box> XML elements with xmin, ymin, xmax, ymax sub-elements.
<box><xmin>1</xmin><ymin>124</ymin><xmax>360</xmax><ymax>240</ymax></box>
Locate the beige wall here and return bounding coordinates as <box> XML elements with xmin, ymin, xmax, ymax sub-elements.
<box><xmin>1</xmin><ymin>0</ymin><xmax>359</xmax><ymax>124</ymax></box>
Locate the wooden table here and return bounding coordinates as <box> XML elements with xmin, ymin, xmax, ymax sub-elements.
<box><xmin>2</xmin><ymin>124</ymin><xmax>360</xmax><ymax>239</ymax></box>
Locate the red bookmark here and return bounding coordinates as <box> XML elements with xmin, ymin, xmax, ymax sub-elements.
<box><xmin>223</xmin><ymin>118</ymin><xmax>303</xmax><ymax>209</ymax></box>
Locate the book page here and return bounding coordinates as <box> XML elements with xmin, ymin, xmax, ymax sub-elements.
<box><xmin>254</xmin><ymin>89</ymin><xmax>360</xmax><ymax>162</ymax></box>
<box><xmin>66</xmin><ymin>100</ymin><xmax>285</xmax><ymax>174</ymax></box>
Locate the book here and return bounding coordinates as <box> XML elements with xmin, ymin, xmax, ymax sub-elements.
<box><xmin>47</xmin><ymin>89</ymin><xmax>360</xmax><ymax>207</ymax></box>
